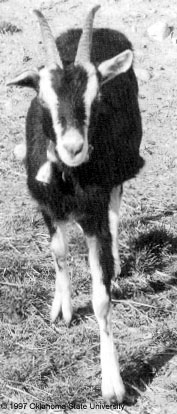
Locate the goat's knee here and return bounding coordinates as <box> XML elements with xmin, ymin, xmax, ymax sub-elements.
<box><xmin>50</xmin><ymin>226</ymin><xmax>72</xmax><ymax>324</ymax></box>
<box><xmin>92</xmin><ymin>284</ymin><xmax>110</xmax><ymax>331</ymax></box>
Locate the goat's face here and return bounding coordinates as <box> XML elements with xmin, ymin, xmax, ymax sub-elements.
<box><xmin>38</xmin><ymin>62</ymin><xmax>99</xmax><ymax>167</ymax></box>
<box><xmin>7</xmin><ymin>6</ymin><xmax>133</xmax><ymax>169</ymax></box>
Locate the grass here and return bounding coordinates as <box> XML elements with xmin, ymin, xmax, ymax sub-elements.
<box><xmin>1</xmin><ymin>0</ymin><xmax>177</xmax><ymax>413</ymax></box>
<box><xmin>0</xmin><ymin>21</ymin><xmax>21</xmax><ymax>35</ymax></box>
<box><xmin>1</xmin><ymin>208</ymin><xmax>177</xmax><ymax>411</ymax></box>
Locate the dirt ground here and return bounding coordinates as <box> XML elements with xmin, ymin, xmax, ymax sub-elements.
<box><xmin>0</xmin><ymin>0</ymin><xmax>177</xmax><ymax>413</ymax></box>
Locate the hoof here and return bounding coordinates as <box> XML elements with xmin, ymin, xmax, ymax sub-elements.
<box><xmin>51</xmin><ymin>293</ymin><xmax>72</xmax><ymax>325</ymax></box>
<box><xmin>102</xmin><ymin>375</ymin><xmax>125</xmax><ymax>403</ymax></box>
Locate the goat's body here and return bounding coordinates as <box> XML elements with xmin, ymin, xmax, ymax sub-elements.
<box><xmin>27</xmin><ymin>28</ymin><xmax>143</xmax><ymax>226</ymax></box>
<box><xmin>9</xmin><ymin>15</ymin><xmax>144</xmax><ymax>402</ymax></box>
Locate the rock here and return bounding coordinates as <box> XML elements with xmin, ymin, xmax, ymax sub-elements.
<box><xmin>14</xmin><ymin>142</ymin><xmax>26</xmax><ymax>162</ymax></box>
<box><xmin>171</xmin><ymin>36</ymin><xmax>177</xmax><ymax>45</ymax></box>
<box><xmin>135</xmin><ymin>67</ymin><xmax>151</xmax><ymax>82</ymax></box>
<box><xmin>147</xmin><ymin>21</ymin><xmax>172</xmax><ymax>41</ymax></box>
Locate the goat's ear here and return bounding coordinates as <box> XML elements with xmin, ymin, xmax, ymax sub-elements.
<box><xmin>7</xmin><ymin>69</ymin><xmax>39</xmax><ymax>89</ymax></box>
<box><xmin>98</xmin><ymin>49</ymin><xmax>133</xmax><ymax>85</ymax></box>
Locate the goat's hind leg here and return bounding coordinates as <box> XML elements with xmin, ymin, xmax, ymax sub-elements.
<box><xmin>42</xmin><ymin>212</ymin><xmax>72</xmax><ymax>324</ymax></box>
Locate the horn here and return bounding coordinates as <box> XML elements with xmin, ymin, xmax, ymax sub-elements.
<box><xmin>33</xmin><ymin>9</ymin><xmax>63</xmax><ymax>68</ymax></box>
<box><xmin>75</xmin><ymin>5</ymin><xmax>100</xmax><ymax>65</ymax></box>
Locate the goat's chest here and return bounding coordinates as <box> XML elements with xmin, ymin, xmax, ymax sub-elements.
<box><xmin>44</xmin><ymin>170</ymin><xmax>109</xmax><ymax>224</ymax></box>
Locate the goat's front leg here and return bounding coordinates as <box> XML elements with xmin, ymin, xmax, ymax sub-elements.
<box><xmin>50</xmin><ymin>224</ymin><xmax>72</xmax><ymax>324</ymax></box>
<box><xmin>86</xmin><ymin>233</ymin><xmax>125</xmax><ymax>402</ymax></box>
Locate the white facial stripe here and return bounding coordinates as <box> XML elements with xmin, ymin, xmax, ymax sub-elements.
<box><xmin>83</xmin><ymin>63</ymin><xmax>99</xmax><ymax>126</ymax></box>
<box><xmin>40</xmin><ymin>67</ymin><xmax>68</xmax><ymax>162</ymax></box>
<box><xmin>39</xmin><ymin>67</ymin><xmax>65</xmax><ymax>153</ymax></box>
<box><xmin>39</xmin><ymin>66</ymin><xmax>60</xmax><ymax>127</ymax></box>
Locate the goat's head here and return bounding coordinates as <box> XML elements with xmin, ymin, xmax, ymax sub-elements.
<box><xmin>7</xmin><ymin>6</ymin><xmax>133</xmax><ymax>168</ymax></box>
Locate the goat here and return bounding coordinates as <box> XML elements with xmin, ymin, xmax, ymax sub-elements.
<box><xmin>7</xmin><ymin>5</ymin><xmax>144</xmax><ymax>402</ymax></box>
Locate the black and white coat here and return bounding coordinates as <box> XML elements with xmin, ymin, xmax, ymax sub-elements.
<box><xmin>8</xmin><ymin>6</ymin><xmax>144</xmax><ymax>402</ymax></box>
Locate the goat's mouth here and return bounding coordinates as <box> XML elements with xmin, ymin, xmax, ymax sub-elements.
<box><xmin>43</xmin><ymin>137</ymin><xmax>93</xmax><ymax>170</ymax></box>
<box><xmin>56</xmin><ymin>140</ymin><xmax>90</xmax><ymax>168</ymax></box>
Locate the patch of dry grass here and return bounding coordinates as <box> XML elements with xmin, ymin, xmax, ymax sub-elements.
<box><xmin>1</xmin><ymin>203</ymin><xmax>177</xmax><ymax>411</ymax></box>
<box><xmin>0</xmin><ymin>21</ymin><xmax>21</xmax><ymax>34</ymax></box>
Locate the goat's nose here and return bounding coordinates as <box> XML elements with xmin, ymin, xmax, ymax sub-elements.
<box><xmin>64</xmin><ymin>142</ymin><xmax>84</xmax><ymax>158</ymax></box>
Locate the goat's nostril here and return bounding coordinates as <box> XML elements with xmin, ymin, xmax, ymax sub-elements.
<box><xmin>74</xmin><ymin>143</ymin><xmax>83</xmax><ymax>156</ymax></box>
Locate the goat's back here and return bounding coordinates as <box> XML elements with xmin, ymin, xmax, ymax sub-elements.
<box><xmin>56</xmin><ymin>28</ymin><xmax>132</xmax><ymax>66</ymax></box>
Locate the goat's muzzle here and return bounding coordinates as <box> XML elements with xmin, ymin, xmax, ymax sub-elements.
<box><xmin>56</xmin><ymin>128</ymin><xmax>89</xmax><ymax>167</ymax></box>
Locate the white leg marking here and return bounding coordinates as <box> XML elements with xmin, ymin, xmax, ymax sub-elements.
<box><xmin>87</xmin><ymin>236</ymin><xmax>125</xmax><ymax>402</ymax></box>
<box><xmin>108</xmin><ymin>186</ymin><xmax>122</xmax><ymax>278</ymax></box>
<box><xmin>51</xmin><ymin>224</ymin><xmax>72</xmax><ymax>324</ymax></box>
<box><xmin>100</xmin><ymin>311</ymin><xmax>125</xmax><ymax>402</ymax></box>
